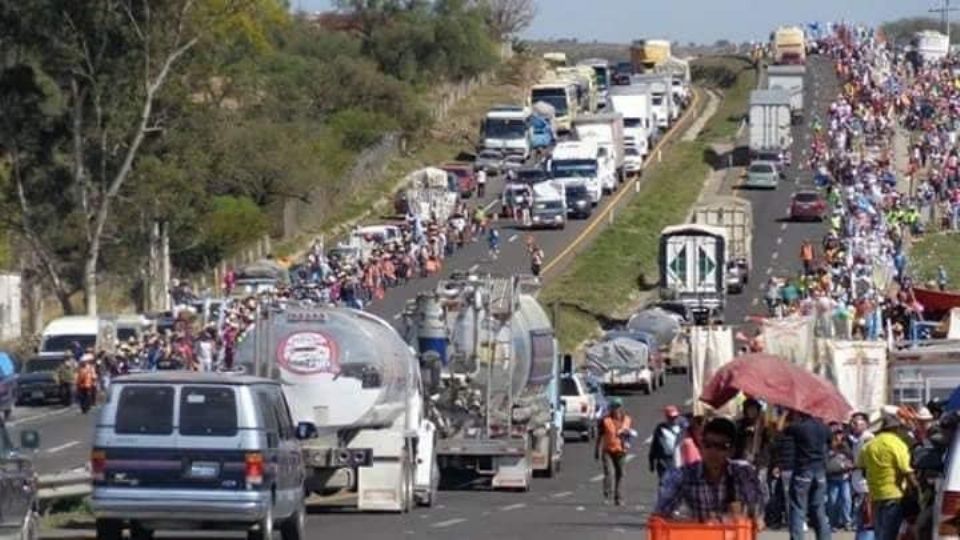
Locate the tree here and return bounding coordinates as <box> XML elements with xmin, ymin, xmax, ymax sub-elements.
<box><xmin>474</xmin><ymin>0</ymin><xmax>536</xmax><ymax>38</ymax></box>
<box><xmin>0</xmin><ymin>0</ymin><xmax>286</xmax><ymax>314</ymax></box>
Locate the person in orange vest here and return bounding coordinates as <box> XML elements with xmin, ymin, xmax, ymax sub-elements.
<box><xmin>76</xmin><ymin>354</ymin><xmax>98</xmax><ymax>414</ymax></box>
<box><xmin>594</xmin><ymin>397</ymin><xmax>634</xmax><ymax>506</ymax></box>
<box><xmin>800</xmin><ymin>239</ymin><xmax>816</xmax><ymax>276</ymax></box>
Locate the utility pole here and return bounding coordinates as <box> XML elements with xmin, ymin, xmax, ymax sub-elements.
<box><xmin>930</xmin><ymin>0</ymin><xmax>960</xmax><ymax>43</ymax></box>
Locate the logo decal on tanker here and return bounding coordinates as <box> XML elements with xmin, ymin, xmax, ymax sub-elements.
<box><xmin>276</xmin><ymin>331</ymin><xmax>340</xmax><ymax>375</ymax></box>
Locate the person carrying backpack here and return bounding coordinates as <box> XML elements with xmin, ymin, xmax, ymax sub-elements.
<box><xmin>649</xmin><ymin>405</ymin><xmax>684</xmax><ymax>486</ymax></box>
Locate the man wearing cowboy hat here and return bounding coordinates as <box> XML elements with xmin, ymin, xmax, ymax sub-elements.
<box><xmin>857</xmin><ymin>414</ymin><xmax>919</xmax><ymax>540</ymax></box>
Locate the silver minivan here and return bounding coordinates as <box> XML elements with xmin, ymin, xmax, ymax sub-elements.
<box><xmin>91</xmin><ymin>372</ymin><xmax>306</xmax><ymax>540</ymax></box>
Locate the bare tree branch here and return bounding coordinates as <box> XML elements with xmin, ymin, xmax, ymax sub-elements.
<box><xmin>476</xmin><ymin>0</ymin><xmax>536</xmax><ymax>38</ymax></box>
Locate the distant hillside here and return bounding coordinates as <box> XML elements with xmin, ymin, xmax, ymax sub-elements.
<box><xmin>526</xmin><ymin>39</ymin><xmax>755</xmax><ymax>63</ymax></box>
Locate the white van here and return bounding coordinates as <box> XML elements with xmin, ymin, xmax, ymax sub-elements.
<box><xmin>114</xmin><ymin>314</ymin><xmax>152</xmax><ymax>344</ymax></box>
<box><xmin>38</xmin><ymin>316</ymin><xmax>117</xmax><ymax>359</ymax></box>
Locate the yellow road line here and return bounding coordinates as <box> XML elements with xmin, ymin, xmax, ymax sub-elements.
<box><xmin>541</xmin><ymin>87</ymin><xmax>705</xmax><ymax>276</ymax></box>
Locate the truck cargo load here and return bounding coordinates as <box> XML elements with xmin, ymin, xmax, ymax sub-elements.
<box><xmin>691</xmin><ymin>196</ymin><xmax>753</xmax><ymax>294</ymax></box>
<box><xmin>912</xmin><ymin>30</ymin><xmax>949</xmax><ymax>65</ymax></box>
<box><xmin>749</xmin><ymin>89</ymin><xmax>792</xmax><ymax>154</ymax></box>
<box><xmin>766</xmin><ymin>64</ymin><xmax>806</xmax><ymax>119</ymax></box>
<box><xmin>236</xmin><ymin>306</ymin><xmax>439</xmax><ymax>511</ymax></box>
<box><xmin>658</xmin><ymin>224</ymin><xmax>728</xmax><ymax>325</ymax></box>
<box><xmin>630</xmin><ymin>39</ymin><xmax>671</xmax><ymax>72</ymax></box>
<box><xmin>530</xmin><ymin>83</ymin><xmax>576</xmax><ymax>133</ymax></box>
<box><xmin>572</xmin><ymin>112</ymin><xmax>626</xmax><ymax>188</ymax></box>
<box><xmin>404</xmin><ymin>275</ymin><xmax>563</xmax><ymax>488</ymax></box>
<box><xmin>530</xmin><ymin>102</ymin><xmax>557</xmax><ymax>151</ymax></box>
<box><xmin>630</xmin><ymin>73</ymin><xmax>675</xmax><ymax>128</ymax></box>
<box><xmin>584</xmin><ymin>337</ymin><xmax>654</xmax><ymax>392</ymax></box>
<box><xmin>772</xmin><ymin>26</ymin><xmax>806</xmax><ymax>65</ymax></box>
<box><xmin>399</xmin><ymin>167</ymin><xmax>459</xmax><ymax>223</ymax></box>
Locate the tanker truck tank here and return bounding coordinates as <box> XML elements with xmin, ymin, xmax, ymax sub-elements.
<box><xmin>408</xmin><ymin>275</ymin><xmax>564</xmax><ymax>489</ymax></box>
<box><xmin>238</xmin><ymin>305</ymin><xmax>439</xmax><ymax>511</ymax></box>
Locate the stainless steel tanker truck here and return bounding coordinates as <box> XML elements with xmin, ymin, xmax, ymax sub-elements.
<box><xmin>237</xmin><ymin>305</ymin><xmax>438</xmax><ymax>512</ymax></box>
<box><xmin>402</xmin><ymin>274</ymin><xmax>564</xmax><ymax>490</ymax></box>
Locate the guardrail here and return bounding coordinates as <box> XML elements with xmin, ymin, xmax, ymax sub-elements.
<box><xmin>37</xmin><ymin>470</ymin><xmax>91</xmax><ymax>503</ymax></box>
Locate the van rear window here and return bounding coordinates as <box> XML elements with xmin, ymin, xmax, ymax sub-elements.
<box><xmin>180</xmin><ymin>386</ymin><xmax>237</xmax><ymax>437</ymax></box>
<box><xmin>115</xmin><ymin>386</ymin><xmax>175</xmax><ymax>435</ymax></box>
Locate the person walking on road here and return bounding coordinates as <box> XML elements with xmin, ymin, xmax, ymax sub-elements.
<box><xmin>76</xmin><ymin>354</ymin><xmax>98</xmax><ymax>415</ymax></box>
<box><xmin>857</xmin><ymin>414</ymin><xmax>919</xmax><ymax>540</ymax></box>
<box><xmin>476</xmin><ymin>168</ymin><xmax>487</xmax><ymax>198</ymax></box>
<box><xmin>784</xmin><ymin>410</ymin><xmax>832</xmax><ymax>540</ymax></box>
<box><xmin>529</xmin><ymin>244</ymin><xmax>544</xmax><ymax>277</ymax></box>
<box><xmin>487</xmin><ymin>228</ymin><xmax>500</xmax><ymax>260</ymax></box>
<box><xmin>800</xmin><ymin>239</ymin><xmax>816</xmax><ymax>276</ymax></box>
<box><xmin>649</xmin><ymin>405</ymin><xmax>683</xmax><ymax>486</ymax></box>
<box><xmin>595</xmin><ymin>397</ymin><xmax>633</xmax><ymax>506</ymax></box>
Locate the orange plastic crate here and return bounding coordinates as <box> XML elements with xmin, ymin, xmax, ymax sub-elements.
<box><xmin>647</xmin><ymin>516</ymin><xmax>757</xmax><ymax>540</ymax></box>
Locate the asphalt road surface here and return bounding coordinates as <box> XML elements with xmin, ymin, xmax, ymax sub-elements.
<box><xmin>32</xmin><ymin>57</ymin><xmax>838</xmax><ymax>539</ymax></box>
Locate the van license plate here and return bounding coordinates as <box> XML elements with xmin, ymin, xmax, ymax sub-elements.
<box><xmin>31</xmin><ymin>391</ymin><xmax>44</xmax><ymax>399</ymax></box>
<box><xmin>187</xmin><ymin>462</ymin><xmax>220</xmax><ymax>479</ymax></box>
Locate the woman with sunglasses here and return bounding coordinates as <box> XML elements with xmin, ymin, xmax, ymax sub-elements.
<box><xmin>654</xmin><ymin>417</ymin><xmax>766</xmax><ymax>528</ymax></box>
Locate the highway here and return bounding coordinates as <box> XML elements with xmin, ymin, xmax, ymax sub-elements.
<box><xmin>20</xmin><ymin>56</ymin><xmax>840</xmax><ymax>539</ymax></box>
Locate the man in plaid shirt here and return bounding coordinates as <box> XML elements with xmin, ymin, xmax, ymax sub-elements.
<box><xmin>654</xmin><ymin>417</ymin><xmax>767</xmax><ymax>526</ymax></box>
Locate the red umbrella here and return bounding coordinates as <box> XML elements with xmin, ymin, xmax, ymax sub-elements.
<box><xmin>699</xmin><ymin>353</ymin><xmax>853</xmax><ymax>423</ymax></box>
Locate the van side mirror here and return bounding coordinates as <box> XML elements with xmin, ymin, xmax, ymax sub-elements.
<box><xmin>19</xmin><ymin>430</ymin><xmax>39</xmax><ymax>450</ymax></box>
<box><xmin>295</xmin><ymin>422</ymin><xmax>317</xmax><ymax>441</ymax></box>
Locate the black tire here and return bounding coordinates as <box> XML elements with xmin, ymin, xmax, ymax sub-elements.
<box><xmin>2</xmin><ymin>408</ymin><xmax>10</xmax><ymax>421</ymax></box>
<box><xmin>579</xmin><ymin>430</ymin><xmax>590</xmax><ymax>442</ymax></box>
<box><xmin>95</xmin><ymin>519</ymin><xmax>123</xmax><ymax>540</ymax></box>
<box><xmin>642</xmin><ymin>383</ymin><xmax>651</xmax><ymax>395</ymax></box>
<box><xmin>130</xmin><ymin>523</ymin><xmax>154</xmax><ymax>540</ymax></box>
<box><xmin>248</xmin><ymin>505</ymin><xmax>274</xmax><ymax>540</ymax></box>
<box><xmin>279</xmin><ymin>500</ymin><xmax>305</xmax><ymax>540</ymax></box>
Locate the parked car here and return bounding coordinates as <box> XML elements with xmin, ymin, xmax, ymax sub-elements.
<box><xmin>560</xmin><ymin>374</ymin><xmax>597</xmax><ymax>441</ymax></box>
<box><xmin>16</xmin><ymin>357</ymin><xmax>70</xmax><ymax>407</ymax></box>
<box><xmin>0</xmin><ymin>352</ymin><xmax>17</xmax><ymax>420</ymax></box>
<box><xmin>0</xmin><ymin>418</ymin><xmax>40</xmax><ymax>540</ymax></box>
<box><xmin>474</xmin><ymin>149</ymin><xmax>505</xmax><ymax>175</ymax></box>
<box><xmin>91</xmin><ymin>371</ymin><xmax>307</xmax><ymax>540</ymax></box>
<box><xmin>564</xmin><ymin>182</ymin><xmax>593</xmax><ymax>219</ymax></box>
<box><xmin>789</xmin><ymin>190</ymin><xmax>827</xmax><ymax>221</ymax></box>
<box><xmin>440</xmin><ymin>163</ymin><xmax>477</xmax><ymax>198</ymax></box>
<box><xmin>743</xmin><ymin>160</ymin><xmax>780</xmax><ymax>189</ymax></box>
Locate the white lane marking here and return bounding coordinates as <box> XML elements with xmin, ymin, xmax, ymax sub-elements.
<box><xmin>780</xmin><ymin>223</ymin><xmax>787</xmax><ymax>231</ymax></box>
<box><xmin>576</xmin><ymin>506</ymin><xmax>586</xmax><ymax>511</ymax></box>
<box><xmin>500</xmin><ymin>503</ymin><xmax>526</xmax><ymax>511</ymax></box>
<box><xmin>483</xmin><ymin>199</ymin><xmax>499</xmax><ymax>212</ymax></box>
<box><xmin>393</xmin><ymin>312</ymin><xmax>402</xmax><ymax>320</ymax></box>
<box><xmin>771</xmin><ymin>252</ymin><xmax>779</xmax><ymax>260</ymax></box>
<box><xmin>469</xmin><ymin>263</ymin><xmax>478</xmax><ymax>272</ymax></box>
<box><xmin>625</xmin><ymin>454</ymin><xmax>636</xmax><ymax>463</ymax></box>
<box><xmin>432</xmin><ymin>518</ymin><xmax>467</xmax><ymax>528</ymax></box>
<box><xmin>8</xmin><ymin>407</ymin><xmax>74</xmax><ymax>427</ymax></box>
<box><xmin>46</xmin><ymin>441</ymin><xmax>80</xmax><ymax>454</ymax></box>
<box><xmin>590</xmin><ymin>473</ymin><xmax>605</xmax><ymax>483</ymax></box>
<box><xmin>751</xmin><ymin>298</ymin><xmax>759</xmax><ymax>306</ymax></box>
<box><xmin>766</xmin><ymin>267</ymin><xmax>773</xmax><ymax>275</ymax></box>
<box><xmin>684</xmin><ymin>397</ymin><xmax>693</xmax><ymax>405</ymax></box>
<box><xmin>776</xmin><ymin>237</ymin><xmax>783</xmax><ymax>245</ymax></box>
<box><xmin>508</xmin><ymin>234</ymin><xmax>518</xmax><ymax>243</ymax></box>
<box><xmin>551</xmin><ymin>491</ymin><xmax>574</xmax><ymax>499</ymax></box>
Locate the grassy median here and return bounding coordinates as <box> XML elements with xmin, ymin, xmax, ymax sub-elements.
<box><xmin>542</xmin><ymin>56</ymin><xmax>757</xmax><ymax>351</ymax></box>
<box><xmin>911</xmin><ymin>233</ymin><xmax>960</xmax><ymax>289</ymax></box>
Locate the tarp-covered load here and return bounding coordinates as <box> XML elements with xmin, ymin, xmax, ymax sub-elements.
<box><xmin>626</xmin><ymin>308</ymin><xmax>681</xmax><ymax>347</ymax></box>
<box><xmin>402</xmin><ymin>167</ymin><xmax>458</xmax><ymax>223</ymax></box>
<box><xmin>584</xmin><ymin>337</ymin><xmax>649</xmax><ymax>374</ymax></box>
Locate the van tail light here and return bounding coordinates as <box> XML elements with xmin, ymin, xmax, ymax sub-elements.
<box><xmin>91</xmin><ymin>450</ymin><xmax>106</xmax><ymax>482</ymax></box>
<box><xmin>939</xmin><ymin>490</ymin><xmax>960</xmax><ymax>537</ymax></box>
<box><xmin>245</xmin><ymin>452</ymin><xmax>264</xmax><ymax>487</ymax></box>
<box><xmin>580</xmin><ymin>403</ymin><xmax>588</xmax><ymax>413</ymax></box>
